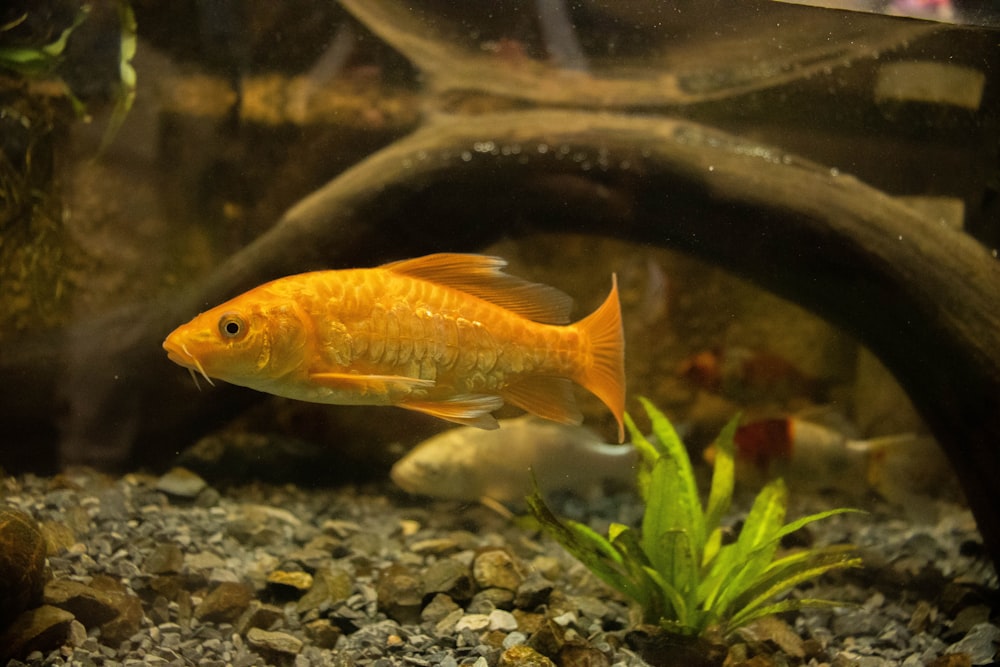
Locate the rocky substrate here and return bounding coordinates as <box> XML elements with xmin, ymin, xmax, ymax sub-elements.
<box><xmin>0</xmin><ymin>467</ymin><xmax>997</xmax><ymax>667</ymax></box>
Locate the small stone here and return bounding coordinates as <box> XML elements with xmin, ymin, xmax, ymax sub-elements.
<box><xmin>948</xmin><ymin>606</ymin><xmax>991</xmax><ymax>638</ymax></box>
<box><xmin>499</xmin><ymin>644</ymin><xmax>556</xmax><ymax>667</ymax></box>
<box><xmin>489</xmin><ymin>609</ymin><xmax>519</xmax><ymax>632</ymax></box>
<box><xmin>514</xmin><ymin>571</ymin><xmax>554</xmax><ymax>610</ymax></box>
<box><xmin>184</xmin><ymin>550</ymin><xmax>227</xmax><ymax>572</ymax></box>
<box><xmin>434</xmin><ymin>608</ymin><xmax>465</xmax><ymax>635</ymax></box>
<box><xmin>43</xmin><ymin>579</ymin><xmax>120</xmax><ymax>628</ymax></box>
<box><xmin>377</xmin><ymin>564</ymin><xmax>423</xmax><ymax>624</ymax></box>
<box><xmin>155</xmin><ymin>467</ymin><xmax>208</xmax><ymax>498</ymax></box>
<box><xmin>246</xmin><ymin>627</ymin><xmax>303</xmax><ymax>655</ymax></box>
<box><xmin>235</xmin><ymin>600</ymin><xmax>285</xmax><ymax>635</ymax></box>
<box><xmin>421</xmin><ymin>593</ymin><xmax>461</xmax><ymax>624</ymax></box>
<box><xmin>0</xmin><ymin>605</ymin><xmax>75</xmax><ymax>663</ymax></box>
<box><xmin>527</xmin><ymin>618</ymin><xmax>566</xmax><ymax>658</ymax></box>
<box><xmin>749</xmin><ymin>615</ymin><xmax>805</xmax><ymax>659</ymax></box>
<box><xmin>559</xmin><ymin>640</ymin><xmax>611</xmax><ymax>667</ymax></box>
<box><xmin>473</xmin><ymin>549</ymin><xmax>524</xmax><ymax>591</ymax></box>
<box><xmin>296</xmin><ymin>566</ymin><xmax>352</xmax><ymax>613</ymax></box>
<box><xmin>410</xmin><ymin>538</ymin><xmax>461</xmax><ymax>555</ymax></box>
<box><xmin>304</xmin><ymin>618</ymin><xmax>342</xmax><ymax>649</ymax></box>
<box><xmin>39</xmin><ymin>520</ymin><xmax>76</xmax><ymax>556</ymax></box>
<box><xmin>512</xmin><ymin>610</ymin><xmax>545</xmax><ymax>635</ymax></box>
<box><xmin>100</xmin><ymin>596</ymin><xmax>143</xmax><ymax>646</ymax></box>
<box><xmin>909</xmin><ymin>600</ymin><xmax>937</xmax><ymax>634</ymax></box>
<box><xmin>267</xmin><ymin>570</ymin><xmax>314</xmax><ymax>595</ymax></box>
<box><xmin>455</xmin><ymin>614</ymin><xmax>491</xmax><ymax>632</ymax></box>
<box><xmin>422</xmin><ymin>557</ymin><xmax>475</xmax><ymax>601</ymax></box>
<box><xmin>194</xmin><ymin>582</ymin><xmax>253</xmax><ymax>623</ymax></box>
<box><xmin>946</xmin><ymin>623</ymin><xmax>1000</xmax><ymax>665</ymax></box>
<box><xmin>398</xmin><ymin>519</ymin><xmax>421</xmax><ymax>536</ymax></box>
<box><xmin>144</xmin><ymin>543</ymin><xmax>185</xmax><ymax>575</ymax></box>
<box><xmin>529</xmin><ymin>556</ymin><xmax>562</xmax><ymax>581</ymax></box>
<box><xmin>0</xmin><ymin>506</ymin><xmax>47</xmax><ymax>629</ymax></box>
<box><xmin>66</xmin><ymin>619</ymin><xmax>86</xmax><ymax>647</ymax></box>
<box><xmin>929</xmin><ymin>654</ymin><xmax>974</xmax><ymax>667</ymax></box>
<box><xmin>469</xmin><ymin>588</ymin><xmax>515</xmax><ymax>613</ymax></box>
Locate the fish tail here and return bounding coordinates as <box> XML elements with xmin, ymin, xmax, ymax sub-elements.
<box><xmin>575</xmin><ymin>275</ymin><xmax>626</xmax><ymax>442</ymax></box>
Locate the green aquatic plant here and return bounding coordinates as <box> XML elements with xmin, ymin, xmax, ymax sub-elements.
<box><xmin>0</xmin><ymin>2</ymin><xmax>137</xmax><ymax>151</ymax></box>
<box><xmin>527</xmin><ymin>397</ymin><xmax>862</xmax><ymax>638</ymax></box>
<box><xmin>0</xmin><ymin>8</ymin><xmax>90</xmax><ymax>78</ymax></box>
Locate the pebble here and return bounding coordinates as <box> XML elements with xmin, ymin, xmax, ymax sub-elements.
<box><xmin>455</xmin><ymin>614</ymin><xmax>491</xmax><ymax>632</ymax></box>
<box><xmin>144</xmin><ymin>543</ymin><xmax>185</xmax><ymax>574</ymax></box>
<box><xmin>421</xmin><ymin>594</ymin><xmax>461</xmax><ymax>624</ymax></box>
<box><xmin>193</xmin><ymin>582</ymin><xmax>253</xmax><ymax>623</ymax></box>
<box><xmin>0</xmin><ymin>605</ymin><xmax>75</xmax><ymax>662</ymax></box>
<box><xmin>155</xmin><ymin>467</ymin><xmax>208</xmax><ymax>498</ymax></box>
<box><xmin>945</xmin><ymin>623</ymin><xmax>1000</xmax><ymax>665</ymax></box>
<box><xmin>0</xmin><ymin>506</ymin><xmax>47</xmax><ymax>628</ymax></box>
<box><xmin>246</xmin><ymin>627</ymin><xmax>304</xmax><ymax>655</ymax></box>
<box><xmin>0</xmin><ymin>468</ymin><xmax>994</xmax><ymax>666</ymax></box>
<box><xmin>499</xmin><ymin>644</ymin><xmax>556</xmax><ymax>667</ymax></box>
<box><xmin>489</xmin><ymin>609</ymin><xmax>519</xmax><ymax>632</ymax></box>
<box><xmin>296</xmin><ymin>566</ymin><xmax>352</xmax><ymax>613</ymax></box>
<box><xmin>267</xmin><ymin>569</ymin><xmax>315</xmax><ymax>593</ymax></box>
<box><xmin>473</xmin><ymin>549</ymin><xmax>524</xmax><ymax>591</ymax></box>
<box><xmin>423</xmin><ymin>557</ymin><xmax>475</xmax><ymax>601</ymax></box>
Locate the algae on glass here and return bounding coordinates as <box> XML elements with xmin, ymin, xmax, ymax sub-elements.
<box><xmin>528</xmin><ymin>397</ymin><xmax>862</xmax><ymax>638</ymax></box>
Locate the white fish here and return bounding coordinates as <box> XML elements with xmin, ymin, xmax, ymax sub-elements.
<box><xmin>390</xmin><ymin>416</ymin><xmax>638</xmax><ymax>505</ymax></box>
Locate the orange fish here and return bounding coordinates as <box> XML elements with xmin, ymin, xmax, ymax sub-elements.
<box><xmin>163</xmin><ymin>253</ymin><xmax>626</xmax><ymax>441</ymax></box>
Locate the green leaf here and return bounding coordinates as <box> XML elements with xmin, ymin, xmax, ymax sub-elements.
<box><xmin>725</xmin><ymin>597</ymin><xmax>855</xmax><ymax>631</ymax></box>
<box><xmin>624</xmin><ymin>412</ymin><xmax>659</xmax><ymax>502</ymax></box>
<box><xmin>0</xmin><ymin>6</ymin><xmax>90</xmax><ymax>76</ymax></box>
<box><xmin>98</xmin><ymin>1</ymin><xmax>138</xmax><ymax>154</ymax></box>
<box><xmin>704</xmin><ymin>414</ymin><xmax>738</xmax><ymax>538</ymax></box>
<box><xmin>706</xmin><ymin>480</ymin><xmax>789</xmax><ymax>615</ymax></box>
<box><xmin>638</xmin><ymin>398</ymin><xmax>706</xmax><ymax>553</ymax></box>
<box><xmin>727</xmin><ymin>551</ymin><xmax>862</xmax><ymax>630</ymax></box>
<box><xmin>526</xmin><ymin>490</ymin><xmax>634</xmax><ymax>598</ymax></box>
<box><xmin>643</xmin><ymin>565</ymin><xmax>690</xmax><ymax>627</ymax></box>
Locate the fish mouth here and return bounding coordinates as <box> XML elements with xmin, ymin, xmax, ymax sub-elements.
<box><xmin>163</xmin><ymin>336</ymin><xmax>215</xmax><ymax>387</ymax></box>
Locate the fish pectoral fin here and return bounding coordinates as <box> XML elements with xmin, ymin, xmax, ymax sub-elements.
<box><xmin>501</xmin><ymin>376</ymin><xmax>583</xmax><ymax>426</ymax></box>
<box><xmin>399</xmin><ymin>394</ymin><xmax>504</xmax><ymax>430</ymax></box>
<box><xmin>308</xmin><ymin>372</ymin><xmax>434</xmax><ymax>395</ymax></box>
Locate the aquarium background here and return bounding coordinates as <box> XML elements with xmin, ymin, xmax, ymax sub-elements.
<box><xmin>1</xmin><ymin>1</ymin><xmax>999</xmax><ymax>665</ymax></box>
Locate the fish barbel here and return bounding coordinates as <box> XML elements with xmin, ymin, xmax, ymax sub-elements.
<box><xmin>163</xmin><ymin>253</ymin><xmax>626</xmax><ymax>440</ymax></box>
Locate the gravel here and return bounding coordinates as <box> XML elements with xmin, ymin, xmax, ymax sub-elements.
<box><xmin>0</xmin><ymin>467</ymin><xmax>996</xmax><ymax>666</ymax></box>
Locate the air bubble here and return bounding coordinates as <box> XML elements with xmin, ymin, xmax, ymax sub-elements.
<box><xmin>461</xmin><ymin>151</ymin><xmax>472</xmax><ymax>162</ymax></box>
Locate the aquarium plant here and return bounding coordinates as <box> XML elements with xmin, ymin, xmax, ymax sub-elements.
<box><xmin>527</xmin><ymin>397</ymin><xmax>862</xmax><ymax>638</ymax></box>
<box><xmin>0</xmin><ymin>1</ymin><xmax>136</xmax><ymax>151</ymax></box>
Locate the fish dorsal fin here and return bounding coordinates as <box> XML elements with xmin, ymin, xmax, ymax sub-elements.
<box><xmin>382</xmin><ymin>253</ymin><xmax>572</xmax><ymax>324</ymax></box>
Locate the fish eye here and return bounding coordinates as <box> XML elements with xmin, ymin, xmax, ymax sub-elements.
<box><xmin>218</xmin><ymin>312</ymin><xmax>247</xmax><ymax>340</ymax></box>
